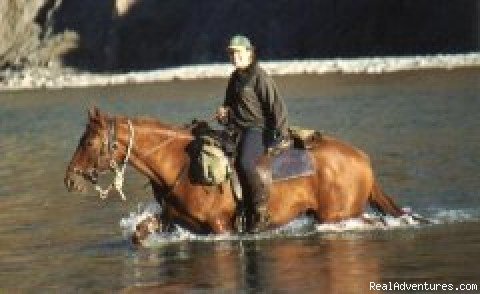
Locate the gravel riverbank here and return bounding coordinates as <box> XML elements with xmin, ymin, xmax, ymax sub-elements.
<box><xmin>1</xmin><ymin>52</ymin><xmax>479</xmax><ymax>91</ymax></box>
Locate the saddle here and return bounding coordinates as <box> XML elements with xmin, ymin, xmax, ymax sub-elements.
<box><xmin>188</xmin><ymin>121</ymin><xmax>320</xmax><ymax>196</ymax></box>
<box><xmin>256</xmin><ymin>126</ymin><xmax>319</xmax><ymax>184</ymax></box>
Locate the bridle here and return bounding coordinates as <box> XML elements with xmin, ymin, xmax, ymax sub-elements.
<box><xmin>93</xmin><ymin>118</ymin><xmax>134</xmax><ymax>201</ymax></box>
<box><xmin>90</xmin><ymin>117</ymin><xmax>214</xmax><ymax>201</ymax></box>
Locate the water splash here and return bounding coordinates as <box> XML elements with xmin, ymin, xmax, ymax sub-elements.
<box><xmin>428</xmin><ymin>208</ymin><xmax>480</xmax><ymax>223</ymax></box>
<box><xmin>119</xmin><ymin>201</ymin><xmax>480</xmax><ymax>247</ymax></box>
<box><xmin>119</xmin><ymin>202</ymin><xmax>162</xmax><ymax>238</ymax></box>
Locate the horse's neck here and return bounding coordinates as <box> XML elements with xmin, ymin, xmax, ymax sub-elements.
<box><xmin>116</xmin><ymin>118</ymin><xmax>191</xmax><ymax>186</ymax></box>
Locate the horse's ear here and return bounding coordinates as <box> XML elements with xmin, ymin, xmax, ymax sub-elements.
<box><xmin>87</xmin><ymin>106</ymin><xmax>108</xmax><ymax>128</ymax></box>
<box><xmin>88</xmin><ymin>106</ymin><xmax>100</xmax><ymax>121</ymax></box>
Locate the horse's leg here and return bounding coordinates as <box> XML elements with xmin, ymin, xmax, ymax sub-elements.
<box><xmin>311</xmin><ymin>184</ymin><xmax>367</xmax><ymax>223</ymax></box>
<box><xmin>206</xmin><ymin>195</ymin><xmax>236</xmax><ymax>234</ymax></box>
<box><xmin>309</xmin><ymin>156</ymin><xmax>375</xmax><ymax>223</ymax></box>
<box><xmin>267</xmin><ymin>179</ymin><xmax>318</xmax><ymax>227</ymax></box>
<box><xmin>132</xmin><ymin>215</ymin><xmax>162</xmax><ymax>245</ymax></box>
<box><xmin>150</xmin><ymin>181</ymin><xmax>174</xmax><ymax>231</ymax></box>
<box><xmin>208</xmin><ymin>216</ymin><xmax>234</xmax><ymax>234</ymax></box>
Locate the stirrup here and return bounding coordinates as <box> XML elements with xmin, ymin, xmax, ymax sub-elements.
<box><xmin>234</xmin><ymin>200</ymin><xmax>247</xmax><ymax>234</ymax></box>
<box><xmin>251</xmin><ymin>205</ymin><xmax>270</xmax><ymax>233</ymax></box>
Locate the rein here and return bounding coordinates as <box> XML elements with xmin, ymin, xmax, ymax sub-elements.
<box><xmin>142</xmin><ymin>134</ymin><xmax>180</xmax><ymax>158</ymax></box>
<box><xmin>142</xmin><ymin>117</ymin><xmax>215</xmax><ymax>158</ymax></box>
<box><xmin>94</xmin><ymin>119</ymin><xmax>134</xmax><ymax>201</ymax></box>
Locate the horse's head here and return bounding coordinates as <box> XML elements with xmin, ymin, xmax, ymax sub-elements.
<box><xmin>64</xmin><ymin>107</ymin><xmax>118</xmax><ymax>193</ymax></box>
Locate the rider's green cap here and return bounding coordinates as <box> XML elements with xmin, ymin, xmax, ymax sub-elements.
<box><xmin>227</xmin><ymin>35</ymin><xmax>252</xmax><ymax>51</ymax></box>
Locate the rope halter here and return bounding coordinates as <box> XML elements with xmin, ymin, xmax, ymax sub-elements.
<box><xmin>94</xmin><ymin>119</ymin><xmax>134</xmax><ymax>201</ymax></box>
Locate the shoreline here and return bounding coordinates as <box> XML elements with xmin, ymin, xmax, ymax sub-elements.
<box><xmin>1</xmin><ymin>52</ymin><xmax>479</xmax><ymax>91</ymax></box>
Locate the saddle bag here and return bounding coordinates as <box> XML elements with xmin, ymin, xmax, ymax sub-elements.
<box><xmin>192</xmin><ymin>135</ymin><xmax>231</xmax><ymax>186</ymax></box>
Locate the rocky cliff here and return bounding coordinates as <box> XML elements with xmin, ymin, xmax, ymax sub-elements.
<box><xmin>1</xmin><ymin>0</ymin><xmax>479</xmax><ymax>72</ymax></box>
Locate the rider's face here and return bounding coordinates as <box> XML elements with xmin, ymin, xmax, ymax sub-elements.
<box><xmin>228</xmin><ymin>48</ymin><xmax>252</xmax><ymax>69</ymax></box>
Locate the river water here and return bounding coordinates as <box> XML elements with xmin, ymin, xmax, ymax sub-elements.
<box><xmin>1</xmin><ymin>69</ymin><xmax>479</xmax><ymax>292</ymax></box>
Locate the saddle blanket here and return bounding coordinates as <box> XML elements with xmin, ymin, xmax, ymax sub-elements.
<box><xmin>271</xmin><ymin>148</ymin><xmax>315</xmax><ymax>181</ymax></box>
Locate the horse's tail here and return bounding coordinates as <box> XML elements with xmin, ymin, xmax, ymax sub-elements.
<box><xmin>368</xmin><ymin>179</ymin><xmax>404</xmax><ymax>217</ymax></box>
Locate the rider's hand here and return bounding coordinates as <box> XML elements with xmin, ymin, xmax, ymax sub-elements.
<box><xmin>267</xmin><ymin>132</ymin><xmax>292</xmax><ymax>155</ymax></box>
<box><xmin>216</xmin><ymin>106</ymin><xmax>229</xmax><ymax>124</ymax></box>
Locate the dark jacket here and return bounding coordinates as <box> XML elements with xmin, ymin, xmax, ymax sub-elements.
<box><xmin>223</xmin><ymin>62</ymin><xmax>289</xmax><ymax>140</ymax></box>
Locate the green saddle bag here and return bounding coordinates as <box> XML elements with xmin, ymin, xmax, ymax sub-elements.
<box><xmin>194</xmin><ymin>135</ymin><xmax>231</xmax><ymax>186</ymax></box>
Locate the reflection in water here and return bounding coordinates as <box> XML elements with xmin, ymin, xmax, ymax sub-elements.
<box><xmin>123</xmin><ymin>238</ymin><xmax>382</xmax><ymax>293</ymax></box>
<box><xmin>123</xmin><ymin>242</ymin><xmax>242</xmax><ymax>292</ymax></box>
<box><xmin>122</xmin><ymin>222</ymin><xmax>480</xmax><ymax>293</ymax></box>
<box><xmin>243</xmin><ymin>239</ymin><xmax>382</xmax><ymax>294</ymax></box>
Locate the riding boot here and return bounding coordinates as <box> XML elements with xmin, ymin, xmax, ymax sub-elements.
<box><xmin>249</xmin><ymin>168</ymin><xmax>271</xmax><ymax>233</ymax></box>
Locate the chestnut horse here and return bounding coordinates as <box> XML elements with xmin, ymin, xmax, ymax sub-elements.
<box><xmin>65</xmin><ymin>107</ymin><xmax>407</xmax><ymax>234</ymax></box>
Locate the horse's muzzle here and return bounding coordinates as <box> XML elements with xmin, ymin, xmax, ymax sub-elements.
<box><xmin>64</xmin><ymin>168</ymin><xmax>92</xmax><ymax>193</ymax></box>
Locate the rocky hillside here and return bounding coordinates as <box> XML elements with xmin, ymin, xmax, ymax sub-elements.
<box><xmin>1</xmin><ymin>0</ymin><xmax>479</xmax><ymax>72</ymax></box>
<box><xmin>0</xmin><ymin>0</ymin><xmax>76</xmax><ymax>69</ymax></box>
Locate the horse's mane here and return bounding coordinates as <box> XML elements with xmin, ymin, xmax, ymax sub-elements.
<box><xmin>115</xmin><ymin>115</ymin><xmax>194</xmax><ymax>138</ymax></box>
<box><xmin>85</xmin><ymin>109</ymin><xmax>194</xmax><ymax>140</ymax></box>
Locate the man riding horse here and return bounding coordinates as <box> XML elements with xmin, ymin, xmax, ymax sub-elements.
<box><xmin>64</xmin><ymin>38</ymin><xmax>428</xmax><ymax>243</ymax></box>
<box><xmin>216</xmin><ymin>35</ymin><xmax>291</xmax><ymax>232</ymax></box>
